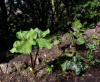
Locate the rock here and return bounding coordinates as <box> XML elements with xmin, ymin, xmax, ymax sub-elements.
<box><xmin>94</xmin><ymin>51</ymin><xmax>100</xmax><ymax>59</ymax></box>
<box><xmin>97</xmin><ymin>22</ymin><xmax>100</xmax><ymax>27</ymax></box>
<box><xmin>0</xmin><ymin>61</ymin><xmax>28</xmax><ymax>74</ymax></box>
<box><xmin>84</xmin><ymin>29</ymin><xmax>95</xmax><ymax>38</ymax></box>
<box><xmin>6</xmin><ymin>65</ymin><xmax>16</xmax><ymax>74</ymax></box>
<box><xmin>11</xmin><ymin>61</ymin><xmax>27</xmax><ymax>71</ymax></box>
<box><xmin>0</xmin><ymin>63</ymin><xmax>8</xmax><ymax>74</ymax></box>
<box><xmin>84</xmin><ymin>29</ymin><xmax>100</xmax><ymax>43</ymax></box>
<box><xmin>8</xmin><ymin>54</ymin><xmax>31</xmax><ymax>65</ymax></box>
<box><xmin>0</xmin><ymin>63</ymin><xmax>16</xmax><ymax>74</ymax></box>
<box><xmin>95</xmin><ymin>27</ymin><xmax>100</xmax><ymax>33</ymax></box>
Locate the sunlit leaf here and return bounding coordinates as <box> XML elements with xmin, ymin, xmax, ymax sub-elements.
<box><xmin>10</xmin><ymin>38</ymin><xmax>35</xmax><ymax>54</ymax></box>
<box><xmin>66</xmin><ymin>53</ymin><xmax>73</xmax><ymax>57</ymax></box>
<box><xmin>26</xmin><ymin>28</ymin><xmax>37</xmax><ymax>39</ymax></box>
<box><xmin>37</xmin><ymin>38</ymin><xmax>52</xmax><ymax>49</ymax></box>
<box><xmin>54</xmin><ymin>40</ymin><xmax>60</xmax><ymax>45</ymax></box>
<box><xmin>76</xmin><ymin>37</ymin><xmax>85</xmax><ymax>45</ymax></box>
<box><xmin>42</xmin><ymin>29</ymin><xmax>50</xmax><ymax>37</ymax></box>
<box><xmin>16</xmin><ymin>31</ymin><xmax>28</xmax><ymax>40</ymax></box>
<box><xmin>10</xmin><ymin>28</ymin><xmax>52</xmax><ymax>54</ymax></box>
<box><xmin>61</xmin><ymin>61</ymin><xmax>67</xmax><ymax>71</ymax></box>
<box><xmin>73</xmin><ymin>20</ymin><xmax>82</xmax><ymax>31</ymax></box>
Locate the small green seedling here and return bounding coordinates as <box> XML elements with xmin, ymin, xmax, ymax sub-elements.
<box><xmin>45</xmin><ymin>61</ymin><xmax>53</xmax><ymax>72</ymax></box>
<box><xmin>10</xmin><ymin>28</ymin><xmax>52</xmax><ymax>72</ymax></box>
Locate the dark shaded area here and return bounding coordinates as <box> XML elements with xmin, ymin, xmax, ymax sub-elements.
<box><xmin>0</xmin><ymin>0</ymin><xmax>100</xmax><ymax>62</ymax></box>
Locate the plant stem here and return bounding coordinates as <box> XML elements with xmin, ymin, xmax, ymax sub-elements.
<box><xmin>30</xmin><ymin>52</ymin><xmax>34</xmax><ymax>70</ymax></box>
<box><xmin>33</xmin><ymin>47</ymin><xmax>39</xmax><ymax>70</ymax></box>
<box><xmin>30</xmin><ymin>47</ymin><xmax>39</xmax><ymax>74</ymax></box>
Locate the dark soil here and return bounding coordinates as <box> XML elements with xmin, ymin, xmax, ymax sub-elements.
<box><xmin>0</xmin><ymin>33</ymin><xmax>100</xmax><ymax>82</ymax></box>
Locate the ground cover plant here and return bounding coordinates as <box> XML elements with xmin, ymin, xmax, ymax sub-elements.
<box><xmin>45</xmin><ymin>20</ymin><xmax>99</xmax><ymax>75</ymax></box>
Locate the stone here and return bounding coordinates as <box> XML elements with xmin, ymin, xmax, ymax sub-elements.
<box><xmin>84</xmin><ymin>29</ymin><xmax>95</xmax><ymax>37</ymax></box>
<box><xmin>0</xmin><ymin>63</ymin><xmax>17</xmax><ymax>74</ymax></box>
<box><xmin>0</xmin><ymin>63</ymin><xmax>8</xmax><ymax>74</ymax></box>
<box><xmin>12</xmin><ymin>61</ymin><xmax>27</xmax><ymax>71</ymax></box>
<box><xmin>84</xmin><ymin>29</ymin><xmax>100</xmax><ymax>43</ymax></box>
<box><xmin>6</xmin><ymin>66</ymin><xmax>16</xmax><ymax>74</ymax></box>
<box><xmin>97</xmin><ymin>22</ymin><xmax>100</xmax><ymax>27</ymax></box>
<box><xmin>95</xmin><ymin>27</ymin><xmax>100</xmax><ymax>33</ymax></box>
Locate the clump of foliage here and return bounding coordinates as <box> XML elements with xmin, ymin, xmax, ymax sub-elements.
<box><xmin>69</xmin><ymin>20</ymin><xmax>85</xmax><ymax>45</ymax></box>
<box><xmin>61</xmin><ymin>51</ymin><xmax>85</xmax><ymax>75</ymax></box>
<box><xmin>74</xmin><ymin>0</ymin><xmax>100</xmax><ymax>28</ymax></box>
<box><xmin>10</xmin><ymin>28</ymin><xmax>52</xmax><ymax>71</ymax></box>
<box><xmin>45</xmin><ymin>20</ymin><xmax>98</xmax><ymax>75</ymax></box>
<box><xmin>45</xmin><ymin>50</ymin><xmax>88</xmax><ymax>75</ymax></box>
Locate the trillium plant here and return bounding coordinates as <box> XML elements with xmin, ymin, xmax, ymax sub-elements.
<box><xmin>10</xmin><ymin>28</ymin><xmax>52</xmax><ymax>71</ymax></box>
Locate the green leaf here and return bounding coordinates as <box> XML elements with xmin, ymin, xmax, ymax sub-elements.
<box><xmin>59</xmin><ymin>36</ymin><xmax>66</xmax><ymax>41</ymax></box>
<box><xmin>92</xmin><ymin>34</ymin><xmax>98</xmax><ymax>39</ymax></box>
<box><xmin>10</xmin><ymin>48</ymin><xmax>17</xmax><ymax>53</ymax></box>
<box><xmin>47</xmin><ymin>66</ymin><xmax>53</xmax><ymax>72</ymax></box>
<box><xmin>54</xmin><ymin>40</ymin><xmax>60</xmax><ymax>45</ymax></box>
<box><xmin>10</xmin><ymin>28</ymin><xmax>52</xmax><ymax>54</ymax></box>
<box><xmin>76</xmin><ymin>37</ymin><xmax>85</xmax><ymax>45</ymax></box>
<box><xmin>66</xmin><ymin>61</ymin><xmax>72</xmax><ymax>70</ymax></box>
<box><xmin>34</xmin><ymin>28</ymin><xmax>42</xmax><ymax>38</ymax></box>
<box><xmin>45</xmin><ymin>61</ymin><xmax>53</xmax><ymax>72</ymax></box>
<box><xmin>71</xmin><ymin>62</ymin><xmax>82</xmax><ymax>75</ymax></box>
<box><xmin>61</xmin><ymin>61</ymin><xmax>67</xmax><ymax>71</ymax></box>
<box><xmin>16</xmin><ymin>31</ymin><xmax>28</xmax><ymax>40</ymax></box>
<box><xmin>37</xmin><ymin>38</ymin><xmax>52</xmax><ymax>49</ymax></box>
<box><xmin>73</xmin><ymin>31</ymin><xmax>82</xmax><ymax>37</ymax></box>
<box><xmin>26</xmin><ymin>28</ymin><xmax>37</xmax><ymax>39</ymax></box>
<box><xmin>10</xmin><ymin>38</ymin><xmax>36</xmax><ymax>54</ymax></box>
<box><xmin>16</xmin><ymin>29</ymin><xmax>37</xmax><ymax>40</ymax></box>
<box><xmin>42</xmin><ymin>29</ymin><xmax>50</xmax><ymax>37</ymax></box>
<box><xmin>73</xmin><ymin>20</ymin><xmax>82</xmax><ymax>31</ymax></box>
<box><xmin>66</xmin><ymin>53</ymin><xmax>73</xmax><ymax>57</ymax></box>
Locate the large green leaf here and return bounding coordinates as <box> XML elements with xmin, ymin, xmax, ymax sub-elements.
<box><xmin>76</xmin><ymin>37</ymin><xmax>85</xmax><ymax>45</ymax></box>
<box><xmin>73</xmin><ymin>31</ymin><xmax>82</xmax><ymax>37</ymax></box>
<box><xmin>16</xmin><ymin>31</ymin><xmax>28</xmax><ymax>40</ymax></box>
<box><xmin>26</xmin><ymin>28</ymin><xmax>37</xmax><ymax>39</ymax></box>
<box><xmin>34</xmin><ymin>28</ymin><xmax>42</xmax><ymax>38</ymax></box>
<box><xmin>10</xmin><ymin>38</ymin><xmax>36</xmax><ymax>54</ymax></box>
<box><xmin>16</xmin><ymin>29</ymin><xmax>37</xmax><ymax>40</ymax></box>
<box><xmin>10</xmin><ymin>28</ymin><xmax>52</xmax><ymax>54</ymax></box>
<box><xmin>37</xmin><ymin>38</ymin><xmax>52</xmax><ymax>49</ymax></box>
<box><xmin>73</xmin><ymin>20</ymin><xmax>82</xmax><ymax>31</ymax></box>
<box><xmin>34</xmin><ymin>28</ymin><xmax>50</xmax><ymax>38</ymax></box>
<box><xmin>42</xmin><ymin>29</ymin><xmax>50</xmax><ymax>37</ymax></box>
